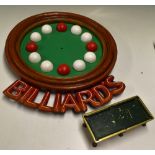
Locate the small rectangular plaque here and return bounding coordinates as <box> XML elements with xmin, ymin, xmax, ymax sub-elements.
<box><xmin>83</xmin><ymin>96</ymin><xmax>154</xmax><ymax>146</ymax></box>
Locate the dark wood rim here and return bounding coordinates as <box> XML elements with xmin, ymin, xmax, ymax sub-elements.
<box><xmin>5</xmin><ymin>12</ymin><xmax>117</xmax><ymax>92</ymax></box>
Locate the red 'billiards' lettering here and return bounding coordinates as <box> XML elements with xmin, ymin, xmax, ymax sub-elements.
<box><xmin>39</xmin><ymin>92</ymin><xmax>63</xmax><ymax>112</ymax></box>
<box><xmin>38</xmin><ymin>92</ymin><xmax>52</xmax><ymax>112</ymax></box>
<box><xmin>102</xmin><ymin>75</ymin><xmax>125</xmax><ymax>95</ymax></box>
<box><xmin>3</xmin><ymin>80</ymin><xmax>30</xmax><ymax>100</ymax></box>
<box><xmin>76</xmin><ymin>90</ymin><xmax>101</xmax><ymax>111</ymax></box>
<box><xmin>61</xmin><ymin>94</ymin><xmax>81</xmax><ymax>113</ymax></box>
<box><xmin>3</xmin><ymin>76</ymin><xmax>125</xmax><ymax>113</ymax></box>
<box><xmin>53</xmin><ymin>93</ymin><xmax>62</xmax><ymax>112</ymax></box>
<box><xmin>21</xmin><ymin>87</ymin><xmax>39</xmax><ymax>108</ymax></box>
<box><xmin>91</xmin><ymin>85</ymin><xmax>112</xmax><ymax>106</ymax></box>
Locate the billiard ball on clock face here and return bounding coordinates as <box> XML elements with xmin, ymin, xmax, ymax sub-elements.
<box><xmin>26</xmin><ymin>41</ymin><xmax>38</xmax><ymax>52</ymax></box>
<box><xmin>57</xmin><ymin>22</ymin><xmax>67</xmax><ymax>32</ymax></box>
<box><xmin>57</xmin><ymin>64</ymin><xmax>70</xmax><ymax>75</ymax></box>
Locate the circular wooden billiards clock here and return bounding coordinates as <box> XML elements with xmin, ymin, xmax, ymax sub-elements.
<box><xmin>3</xmin><ymin>12</ymin><xmax>125</xmax><ymax>113</ymax></box>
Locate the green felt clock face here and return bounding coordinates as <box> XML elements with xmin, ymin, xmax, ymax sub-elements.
<box><xmin>20</xmin><ymin>23</ymin><xmax>103</xmax><ymax>78</ymax></box>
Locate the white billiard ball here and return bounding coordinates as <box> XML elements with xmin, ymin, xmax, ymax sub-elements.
<box><xmin>73</xmin><ymin>60</ymin><xmax>86</xmax><ymax>71</ymax></box>
<box><xmin>29</xmin><ymin>52</ymin><xmax>41</xmax><ymax>63</ymax></box>
<box><xmin>30</xmin><ymin>32</ymin><xmax>41</xmax><ymax>42</ymax></box>
<box><xmin>40</xmin><ymin>60</ymin><xmax>53</xmax><ymax>72</ymax></box>
<box><xmin>41</xmin><ymin>24</ymin><xmax>52</xmax><ymax>34</ymax></box>
<box><xmin>84</xmin><ymin>52</ymin><xmax>96</xmax><ymax>63</ymax></box>
<box><xmin>81</xmin><ymin>32</ymin><xmax>92</xmax><ymax>42</ymax></box>
<box><xmin>71</xmin><ymin>25</ymin><xmax>82</xmax><ymax>35</ymax></box>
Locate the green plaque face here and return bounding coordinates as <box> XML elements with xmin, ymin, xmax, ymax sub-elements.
<box><xmin>83</xmin><ymin>96</ymin><xmax>154</xmax><ymax>143</ymax></box>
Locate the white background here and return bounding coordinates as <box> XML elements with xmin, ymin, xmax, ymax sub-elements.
<box><xmin>0</xmin><ymin>6</ymin><xmax>155</xmax><ymax>150</ymax></box>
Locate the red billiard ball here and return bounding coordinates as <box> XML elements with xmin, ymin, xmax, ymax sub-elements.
<box><xmin>86</xmin><ymin>41</ymin><xmax>98</xmax><ymax>52</ymax></box>
<box><xmin>57</xmin><ymin>64</ymin><xmax>70</xmax><ymax>75</ymax></box>
<box><xmin>57</xmin><ymin>22</ymin><xmax>67</xmax><ymax>32</ymax></box>
<box><xmin>26</xmin><ymin>41</ymin><xmax>38</xmax><ymax>52</ymax></box>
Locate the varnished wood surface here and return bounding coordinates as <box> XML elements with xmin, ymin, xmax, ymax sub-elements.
<box><xmin>5</xmin><ymin>12</ymin><xmax>117</xmax><ymax>92</ymax></box>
